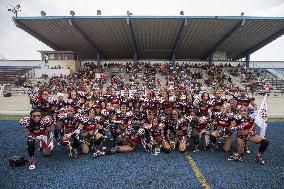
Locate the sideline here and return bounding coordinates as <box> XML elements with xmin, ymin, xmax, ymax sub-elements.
<box><xmin>184</xmin><ymin>152</ymin><xmax>211</xmax><ymax>189</ymax></box>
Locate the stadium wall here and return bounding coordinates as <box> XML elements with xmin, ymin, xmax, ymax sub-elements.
<box><xmin>2</xmin><ymin>60</ymin><xmax>284</xmax><ymax>69</ymax></box>
<box><xmin>81</xmin><ymin>60</ymin><xmax>284</xmax><ymax>68</ymax></box>
<box><xmin>0</xmin><ymin>60</ymin><xmax>76</xmax><ymax>71</ymax></box>
<box><xmin>81</xmin><ymin>60</ymin><xmax>245</xmax><ymax>66</ymax></box>
<box><xmin>44</xmin><ymin>60</ymin><xmax>75</xmax><ymax>71</ymax></box>
<box><xmin>34</xmin><ymin>68</ymin><xmax>70</xmax><ymax>77</ymax></box>
<box><xmin>0</xmin><ymin>60</ymin><xmax>42</xmax><ymax>68</ymax></box>
<box><xmin>251</xmin><ymin>61</ymin><xmax>284</xmax><ymax>68</ymax></box>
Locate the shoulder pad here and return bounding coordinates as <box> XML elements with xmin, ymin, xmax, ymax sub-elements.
<box><xmin>41</xmin><ymin>117</ymin><xmax>53</xmax><ymax>126</ymax></box>
<box><xmin>19</xmin><ymin>117</ymin><xmax>31</xmax><ymax>127</ymax></box>
<box><xmin>58</xmin><ymin>113</ymin><xmax>67</xmax><ymax>120</ymax></box>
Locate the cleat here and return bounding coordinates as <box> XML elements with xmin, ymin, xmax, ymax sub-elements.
<box><xmin>73</xmin><ymin>149</ymin><xmax>78</xmax><ymax>159</ymax></box>
<box><xmin>228</xmin><ymin>153</ymin><xmax>242</xmax><ymax>162</ymax></box>
<box><xmin>110</xmin><ymin>146</ymin><xmax>119</xmax><ymax>154</ymax></box>
<box><xmin>244</xmin><ymin>146</ymin><xmax>251</xmax><ymax>154</ymax></box>
<box><xmin>152</xmin><ymin>148</ymin><xmax>160</xmax><ymax>156</ymax></box>
<box><xmin>193</xmin><ymin>148</ymin><xmax>199</xmax><ymax>153</ymax></box>
<box><xmin>156</xmin><ymin>147</ymin><xmax>161</xmax><ymax>154</ymax></box>
<box><xmin>255</xmin><ymin>154</ymin><xmax>265</xmax><ymax>165</ymax></box>
<box><xmin>152</xmin><ymin>151</ymin><xmax>159</xmax><ymax>156</ymax></box>
<box><xmin>93</xmin><ymin>150</ymin><xmax>105</xmax><ymax>158</ymax></box>
<box><xmin>193</xmin><ymin>146</ymin><xmax>199</xmax><ymax>153</ymax></box>
<box><xmin>93</xmin><ymin>151</ymin><xmax>99</xmax><ymax>158</ymax></box>
<box><xmin>28</xmin><ymin>157</ymin><xmax>36</xmax><ymax>170</ymax></box>
<box><xmin>170</xmin><ymin>141</ymin><xmax>175</xmax><ymax>150</ymax></box>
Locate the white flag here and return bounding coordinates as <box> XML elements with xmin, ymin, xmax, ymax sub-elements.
<box><xmin>255</xmin><ymin>94</ymin><xmax>268</xmax><ymax>137</ymax></box>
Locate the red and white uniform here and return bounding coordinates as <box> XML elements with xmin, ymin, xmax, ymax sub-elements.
<box><xmin>29</xmin><ymin>95</ymin><xmax>56</xmax><ymax>115</ymax></box>
<box><xmin>20</xmin><ymin>116</ymin><xmax>53</xmax><ymax>137</ymax></box>
<box><xmin>57</xmin><ymin>113</ymin><xmax>81</xmax><ymax>133</ymax></box>
<box><xmin>233</xmin><ymin>114</ymin><xmax>256</xmax><ymax>139</ymax></box>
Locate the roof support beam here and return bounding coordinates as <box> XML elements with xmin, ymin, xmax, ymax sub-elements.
<box><xmin>245</xmin><ymin>54</ymin><xmax>250</xmax><ymax>68</ymax></box>
<box><xmin>134</xmin><ymin>53</ymin><xmax>138</xmax><ymax>65</ymax></box>
<box><xmin>169</xmin><ymin>18</ymin><xmax>187</xmax><ymax>59</ymax></box>
<box><xmin>126</xmin><ymin>18</ymin><xmax>139</xmax><ymax>59</ymax></box>
<box><xmin>233</xmin><ymin>27</ymin><xmax>284</xmax><ymax>60</ymax></box>
<box><xmin>69</xmin><ymin>19</ymin><xmax>106</xmax><ymax>58</ymax></box>
<box><xmin>172</xmin><ymin>53</ymin><xmax>176</xmax><ymax>67</ymax></box>
<box><xmin>14</xmin><ymin>20</ymin><xmax>61</xmax><ymax>50</ymax></box>
<box><xmin>97</xmin><ymin>52</ymin><xmax>100</xmax><ymax>66</ymax></box>
<box><xmin>208</xmin><ymin>53</ymin><xmax>213</xmax><ymax>66</ymax></box>
<box><xmin>201</xmin><ymin>19</ymin><xmax>245</xmax><ymax>60</ymax></box>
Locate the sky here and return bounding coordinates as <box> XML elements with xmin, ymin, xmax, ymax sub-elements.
<box><xmin>0</xmin><ymin>0</ymin><xmax>284</xmax><ymax>61</ymax></box>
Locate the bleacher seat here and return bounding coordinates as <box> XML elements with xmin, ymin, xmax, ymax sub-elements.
<box><xmin>0</xmin><ymin>66</ymin><xmax>32</xmax><ymax>84</ymax></box>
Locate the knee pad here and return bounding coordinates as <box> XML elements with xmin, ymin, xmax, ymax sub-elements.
<box><xmin>204</xmin><ymin>134</ymin><xmax>210</xmax><ymax>146</ymax></box>
<box><xmin>260</xmin><ymin>139</ymin><xmax>269</xmax><ymax>146</ymax></box>
<box><xmin>111</xmin><ymin>131</ymin><xmax>119</xmax><ymax>139</ymax></box>
<box><xmin>27</xmin><ymin>139</ymin><xmax>35</xmax><ymax>157</ymax></box>
<box><xmin>54</xmin><ymin>130</ymin><xmax>60</xmax><ymax>139</ymax></box>
<box><xmin>98</xmin><ymin>129</ymin><xmax>106</xmax><ymax>135</ymax></box>
<box><xmin>259</xmin><ymin>139</ymin><xmax>269</xmax><ymax>154</ymax></box>
<box><xmin>116</xmin><ymin>135</ymin><xmax>124</xmax><ymax>146</ymax></box>
<box><xmin>72</xmin><ymin>138</ymin><xmax>80</xmax><ymax>149</ymax></box>
<box><xmin>191</xmin><ymin>134</ymin><xmax>199</xmax><ymax>141</ymax></box>
<box><xmin>94</xmin><ymin>136</ymin><xmax>104</xmax><ymax>145</ymax></box>
<box><xmin>210</xmin><ymin>134</ymin><xmax>217</xmax><ymax>143</ymax></box>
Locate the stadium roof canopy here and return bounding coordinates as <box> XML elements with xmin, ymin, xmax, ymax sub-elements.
<box><xmin>13</xmin><ymin>16</ymin><xmax>284</xmax><ymax>61</ymax></box>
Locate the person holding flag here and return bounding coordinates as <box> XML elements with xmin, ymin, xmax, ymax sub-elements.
<box><xmin>229</xmin><ymin>104</ymin><xmax>269</xmax><ymax>165</ymax></box>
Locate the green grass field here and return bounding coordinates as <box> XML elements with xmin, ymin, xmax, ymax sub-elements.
<box><xmin>0</xmin><ymin>115</ymin><xmax>28</xmax><ymax>121</ymax></box>
<box><xmin>0</xmin><ymin>115</ymin><xmax>284</xmax><ymax>122</ymax></box>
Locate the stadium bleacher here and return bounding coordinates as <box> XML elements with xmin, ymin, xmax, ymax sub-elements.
<box><xmin>0</xmin><ymin>66</ymin><xmax>33</xmax><ymax>84</ymax></box>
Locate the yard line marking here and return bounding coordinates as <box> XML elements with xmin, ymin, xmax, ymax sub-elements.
<box><xmin>184</xmin><ymin>152</ymin><xmax>211</xmax><ymax>189</ymax></box>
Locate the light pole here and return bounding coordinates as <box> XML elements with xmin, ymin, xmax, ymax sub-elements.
<box><xmin>7</xmin><ymin>4</ymin><xmax>21</xmax><ymax>17</ymax></box>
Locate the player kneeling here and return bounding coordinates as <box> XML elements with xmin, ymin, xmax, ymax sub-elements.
<box><xmin>80</xmin><ymin>109</ymin><xmax>106</xmax><ymax>158</ymax></box>
<box><xmin>229</xmin><ymin>106</ymin><xmax>269</xmax><ymax>165</ymax></box>
<box><xmin>20</xmin><ymin>109</ymin><xmax>54</xmax><ymax>170</ymax></box>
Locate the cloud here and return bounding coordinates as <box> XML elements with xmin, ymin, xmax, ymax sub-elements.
<box><xmin>252</xmin><ymin>2</ymin><xmax>284</xmax><ymax>16</ymax></box>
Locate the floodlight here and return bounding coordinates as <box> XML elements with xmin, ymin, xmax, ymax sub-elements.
<box><xmin>127</xmin><ymin>10</ymin><xmax>133</xmax><ymax>16</ymax></box>
<box><xmin>180</xmin><ymin>11</ymin><xmax>184</xmax><ymax>15</ymax></box>
<box><xmin>41</xmin><ymin>11</ymin><xmax>46</xmax><ymax>16</ymax></box>
<box><xmin>7</xmin><ymin>4</ymin><xmax>21</xmax><ymax>17</ymax></box>
<box><xmin>70</xmin><ymin>10</ymin><xmax>75</xmax><ymax>16</ymax></box>
<box><xmin>97</xmin><ymin>10</ymin><xmax>101</xmax><ymax>15</ymax></box>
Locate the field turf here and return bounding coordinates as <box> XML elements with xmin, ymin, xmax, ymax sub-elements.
<box><xmin>0</xmin><ymin>121</ymin><xmax>283</xmax><ymax>189</ymax></box>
